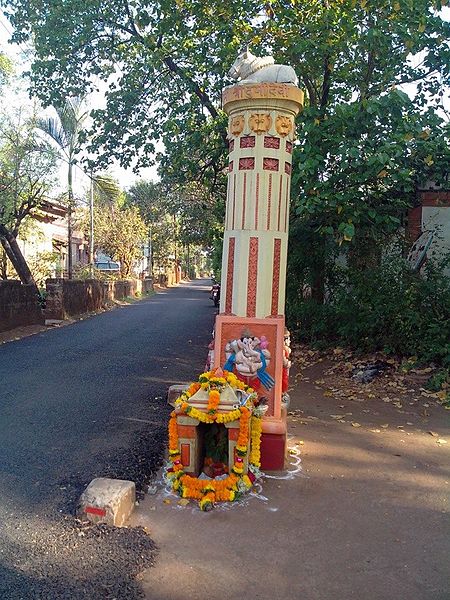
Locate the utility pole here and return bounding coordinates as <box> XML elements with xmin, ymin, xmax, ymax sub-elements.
<box><xmin>89</xmin><ymin>168</ymin><xmax>95</xmax><ymax>277</ymax></box>
<box><xmin>173</xmin><ymin>213</ymin><xmax>179</xmax><ymax>283</ymax></box>
<box><xmin>148</xmin><ymin>226</ymin><xmax>152</xmax><ymax>279</ymax></box>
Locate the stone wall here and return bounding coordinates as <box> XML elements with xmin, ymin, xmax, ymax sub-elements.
<box><xmin>45</xmin><ymin>278</ymin><xmax>153</xmax><ymax>320</ymax></box>
<box><xmin>0</xmin><ymin>281</ymin><xmax>44</xmax><ymax>333</ymax></box>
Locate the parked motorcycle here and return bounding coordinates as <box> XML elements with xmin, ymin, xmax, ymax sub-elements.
<box><xmin>210</xmin><ymin>282</ymin><xmax>221</xmax><ymax>307</ymax></box>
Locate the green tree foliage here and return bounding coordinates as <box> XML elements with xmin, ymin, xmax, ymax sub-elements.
<box><xmin>94</xmin><ymin>205</ymin><xmax>147</xmax><ymax>278</ymax></box>
<box><xmin>37</xmin><ymin>97</ymin><xmax>89</xmax><ymax>278</ymax></box>
<box><xmin>90</xmin><ymin>176</ymin><xmax>148</xmax><ymax>278</ymax></box>
<box><xmin>3</xmin><ymin>0</ymin><xmax>448</xmax><ymax>220</ymax></box>
<box><xmin>0</xmin><ymin>110</ymin><xmax>57</xmax><ymax>284</ymax></box>
<box><xmin>0</xmin><ymin>51</ymin><xmax>13</xmax><ymax>87</ymax></box>
<box><xmin>126</xmin><ymin>178</ymin><xmax>223</xmax><ymax>275</ymax></box>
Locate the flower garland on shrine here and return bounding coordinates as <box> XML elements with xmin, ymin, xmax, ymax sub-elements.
<box><xmin>166</xmin><ymin>370</ymin><xmax>264</xmax><ymax>511</ymax></box>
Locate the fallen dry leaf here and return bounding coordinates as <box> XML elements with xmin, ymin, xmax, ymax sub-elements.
<box><xmin>163</xmin><ymin>499</ymin><xmax>172</xmax><ymax>505</ymax></box>
<box><xmin>412</xmin><ymin>367</ymin><xmax>433</xmax><ymax>375</ymax></box>
<box><xmin>178</xmin><ymin>498</ymin><xmax>190</xmax><ymax>506</ymax></box>
<box><xmin>381</xmin><ymin>424</ymin><xmax>389</xmax><ymax>428</ymax></box>
<box><xmin>330</xmin><ymin>414</ymin><xmax>345</xmax><ymax>419</ymax></box>
<box><xmin>437</xmin><ymin>438</ymin><xmax>447</xmax><ymax>445</ymax></box>
<box><xmin>351</xmin><ymin>422</ymin><xmax>361</xmax><ymax>428</ymax></box>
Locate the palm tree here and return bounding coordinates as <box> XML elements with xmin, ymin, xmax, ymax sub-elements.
<box><xmin>37</xmin><ymin>98</ymin><xmax>88</xmax><ymax>278</ymax></box>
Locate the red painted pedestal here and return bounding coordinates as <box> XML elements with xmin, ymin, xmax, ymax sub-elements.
<box><xmin>260</xmin><ymin>433</ymin><xmax>286</xmax><ymax>471</ymax></box>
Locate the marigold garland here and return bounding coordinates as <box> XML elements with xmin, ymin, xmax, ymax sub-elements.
<box><xmin>167</xmin><ymin>370</ymin><xmax>263</xmax><ymax>510</ymax></box>
<box><xmin>207</xmin><ymin>389</ymin><xmax>220</xmax><ymax>414</ymax></box>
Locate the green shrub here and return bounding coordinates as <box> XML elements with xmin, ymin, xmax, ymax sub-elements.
<box><xmin>287</xmin><ymin>256</ymin><xmax>450</xmax><ymax>366</ymax></box>
<box><xmin>73</xmin><ymin>265</ymin><xmax>121</xmax><ymax>281</ymax></box>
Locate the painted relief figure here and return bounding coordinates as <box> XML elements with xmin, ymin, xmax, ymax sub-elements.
<box><xmin>223</xmin><ymin>331</ymin><xmax>275</xmax><ymax>390</ymax></box>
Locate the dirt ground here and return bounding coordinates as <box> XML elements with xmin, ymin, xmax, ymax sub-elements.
<box><xmin>132</xmin><ymin>347</ymin><xmax>450</xmax><ymax>600</ymax></box>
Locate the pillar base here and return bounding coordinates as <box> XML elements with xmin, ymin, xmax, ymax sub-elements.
<box><xmin>260</xmin><ymin>432</ymin><xmax>286</xmax><ymax>471</ymax></box>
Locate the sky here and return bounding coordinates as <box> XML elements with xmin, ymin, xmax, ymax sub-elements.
<box><xmin>0</xmin><ymin>12</ymin><xmax>159</xmax><ymax>199</ymax></box>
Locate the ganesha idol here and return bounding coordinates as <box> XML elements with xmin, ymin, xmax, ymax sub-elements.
<box><xmin>223</xmin><ymin>332</ymin><xmax>275</xmax><ymax>392</ymax></box>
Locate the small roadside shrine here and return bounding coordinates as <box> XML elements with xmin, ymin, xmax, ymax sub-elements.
<box><xmin>167</xmin><ymin>49</ymin><xmax>304</xmax><ymax>510</ymax></box>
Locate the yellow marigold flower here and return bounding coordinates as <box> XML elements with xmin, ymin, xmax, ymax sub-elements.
<box><xmin>242</xmin><ymin>475</ymin><xmax>252</xmax><ymax>488</ymax></box>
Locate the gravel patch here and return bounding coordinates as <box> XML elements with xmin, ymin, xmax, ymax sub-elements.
<box><xmin>0</xmin><ymin>518</ymin><xmax>157</xmax><ymax>599</ymax></box>
<box><xmin>0</xmin><ymin>394</ymin><xmax>170</xmax><ymax>599</ymax></box>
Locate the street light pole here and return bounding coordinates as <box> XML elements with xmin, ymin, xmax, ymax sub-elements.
<box><xmin>148</xmin><ymin>226</ymin><xmax>152</xmax><ymax>279</ymax></box>
<box><xmin>89</xmin><ymin>168</ymin><xmax>94</xmax><ymax>277</ymax></box>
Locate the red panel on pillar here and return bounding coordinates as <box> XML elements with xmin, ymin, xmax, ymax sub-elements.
<box><xmin>247</xmin><ymin>237</ymin><xmax>258</xmax><ymax>317</ymax></box>
<box><xmin>267</xmin><ymin>174</ymin><xmax>273</xmax><ymax>230</ymax></box>
<box><xmin>228</xmin><ymin>427</ymin><xmax>239</xmax><ymax>441</ymax></box>
<box><xmin>177</xmin><ymin>425</ymin><xmax>196</xmax><ymax>439</ymax></box>
<box><xmin>225</xmin><ymin>237</ymin><xmax>235</xmax><ymax>314</ymax></box>
<box><xmin>255</xmin><ymin>173</ymin><xmax>260</xmax><ymax>230</ymax></box>
<box><xmin>181</xmin><ymin>443</ymin><xmax>190</xmax><ymax>467</ymax></box>
<box><xmin>271</xmin><ymin>238</ymin><xmax>281</xmax><ymax>316</ymax></box>
<box><xmin>240</xmin><ymin>136</ymin><xmax>255</xmax><ymax>148</ymax></box>
<box><xmin>260</xmin><ymin>433</ymin><xmax>286</xmax><ymax>471</ymax></box>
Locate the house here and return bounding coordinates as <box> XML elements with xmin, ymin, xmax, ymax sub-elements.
<box><xmin>408</xmin><ymin>183</ymin><xmax>450</xmax><ymax>274</ymax></box>
<box><xmin>16</xmin><ymin>200</ymin><xmax>88</xmax><ymax>279</ymax></box>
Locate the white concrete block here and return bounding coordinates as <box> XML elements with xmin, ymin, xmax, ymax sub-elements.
<box><xmin>77</xmin><ymin>477</ymin><xmax>136</xmax><ymax>526</ymax></box>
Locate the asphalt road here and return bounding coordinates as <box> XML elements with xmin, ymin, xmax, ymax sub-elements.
<box><xmin>0</xmin><ymin>279</ymin><xmax>215</xmax><ymax>599</ymax></box>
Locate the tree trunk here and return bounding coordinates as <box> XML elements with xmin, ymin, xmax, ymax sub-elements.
<box><xmin>0</xmin><ymin>224</ymin><xmax>39</xmax><ymax>293</ymax></box>
<box><xmin>310</xmin><ymin>234</ymin><xmax>326</xmax><ymax>304</ymax></box>
<box><xmin>0</xmin><ymin>247</ymin><xmax>8</xmax><ymax>279</ymax></box>
<box><xmin>187</xmin><ymin>243</ymin><xmax>190</xmax><ymax>279</ymax></box>
<box><xmin>67</xmin><ymin>161</ymin><xmax>74</xmax><ymax>279</ymax></box>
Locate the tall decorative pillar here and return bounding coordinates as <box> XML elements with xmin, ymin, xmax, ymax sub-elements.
<box><xmin>213</xmin><ymin>58</ymin><xmax>304</xmax><ymax>470</ymax></box>
<box><xmin>220</xmin><ymin>83</ymin><xmax>303</xmax><ymax>318</ymax></box>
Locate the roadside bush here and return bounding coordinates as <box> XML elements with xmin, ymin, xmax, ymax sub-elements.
<box><xmin>287</xmin><ymin>256</ymin><xmax>450</xmax><ymax>366</ymax></box>
<box><xmin>73</xmin><ymin>265</ymin><xmax>121</xmax><ymax>281</ymax></box>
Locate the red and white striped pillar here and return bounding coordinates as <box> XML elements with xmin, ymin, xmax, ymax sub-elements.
<box><xmin>220</xmin><ymin>84</ymin><xmax>304</xmax><ymax>318</ymax></box>
<box><xmin>214</xmin><ymin>83</ymin><xmax>303</xmax><ymax>470</ymax></box>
